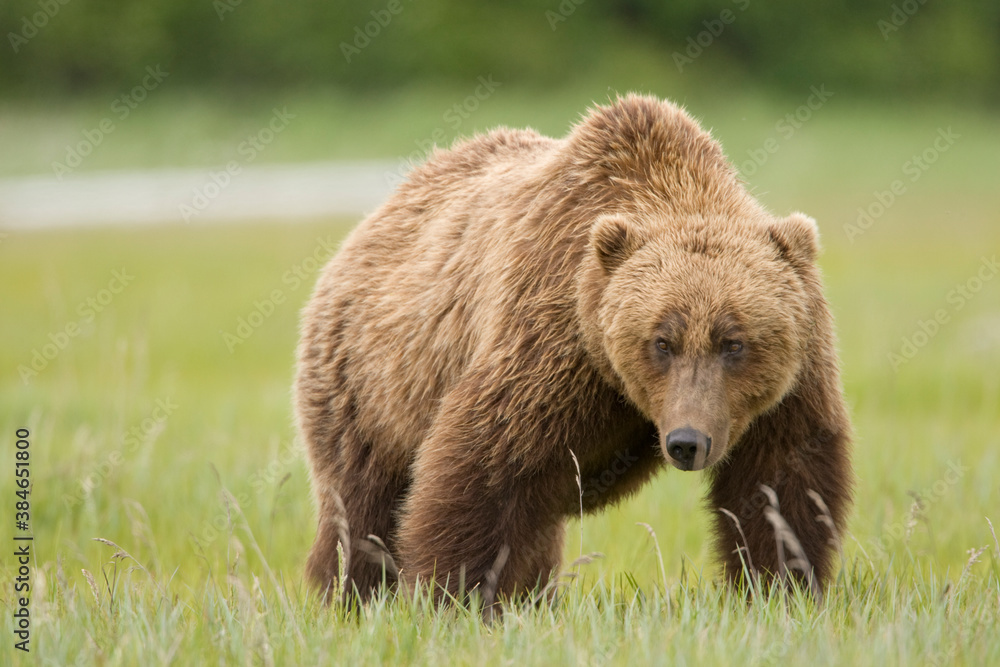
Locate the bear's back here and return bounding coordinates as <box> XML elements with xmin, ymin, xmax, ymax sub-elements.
<box><xmin>301</xmin><ymin>128</ymin><xmax>567</xmax><ymax>462</ymax></box>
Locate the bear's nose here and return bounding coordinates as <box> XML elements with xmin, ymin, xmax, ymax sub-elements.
<box><xmin>665</xmin><ymin>428</ymin><xmax>712</xmax><ymax>471</ymax></box>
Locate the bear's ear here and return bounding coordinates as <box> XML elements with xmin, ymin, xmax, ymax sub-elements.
<box><xmin>590</xmin><ymin>214</ymin><xmax>646</xmax><ymax>273</ymax></box>
<box><xmin>767</xmin><ymin>212</ymin><xmax>820</xmax><ymax>270</ymax></box>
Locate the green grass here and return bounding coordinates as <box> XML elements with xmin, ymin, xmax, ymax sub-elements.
<box><xmin>1</xmin><ymin>90</ymin><xmax>999</xmax><ymax>664</ymax></box>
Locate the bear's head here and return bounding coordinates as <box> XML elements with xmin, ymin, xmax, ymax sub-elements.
<box><xmin>581</xmin><ymin>210</ymin><xmax>821</xmax><ymax>471</ymax></box>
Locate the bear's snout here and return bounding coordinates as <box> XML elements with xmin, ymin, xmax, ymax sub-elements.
<box><xmin>664</xmin><ymin>427</ymin><xmax>712</xmax><ymax>471</ymax></box>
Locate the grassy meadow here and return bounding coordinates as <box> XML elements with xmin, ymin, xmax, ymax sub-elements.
<box><xmin>1</xmin><ymin>86</ymin><xmax>999</xmax><ymax>664</ymax></box>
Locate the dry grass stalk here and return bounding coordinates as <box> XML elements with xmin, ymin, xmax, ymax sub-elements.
<box><xmin>482</xmin><ymin>544</ymin><xmax>511</xmax><ymax>623</ymax></box>
<box><xmin>903</xmin><ymin>491</ymin><xmax>927</xmax><ymax>545</ymax></box>
<box><xmin>357</xmin><ymin>533</ymin><xmax>401</xmax><ymax>587</ymax></box>
<box><xmin>847</xmin><ymin>533</ymin><xmax>876</xmax><ymax>572</ymax></box>
<box><xmin>92</xmin><ymin>537</ymin><xmax>169</xmax><ymax>601</ymax></box>
<box><xmin>947</xmin><ymin>545</ymin><xmax>988</xmax><ymax>616</ymax></box>
<box><xmin>718</xmin><ymin>508</ymin><xmax>757</xmax><ymax>582</ymax></box>
<box><xmin>81</xmin><ymin>568</ymin><xmax>101</xmax><ymax>606</ymax></box>
<box><xmin>122</xmin><ymin>499</ymin><xmax>159</xmax><ymax>570</ymax></box>
<box><xmin>335</xmin><ymin>540</ymin><xmax>346</xmax><ymax>604</ymax></box>
<box><xmin>988</xmin><ymin>517</ymin><xmax>1000</xmax><ymax>607</ymax></box>
<box><xmin>960</xmin><ymin>546</ymin><xmax>987</xmax><ymax>585</ymax></box>
<box><xmin>56</xmin><ymin>556</ymin><xmax>75</xmax><ymax>607</ymax></box>
<box><xmin>760</xmin><ymin>484</ymin><xmax>822</xmax><ymax>602</ymax></box>
<box><xmin>637</xmin><ymin>522</ymin><xmax>672</xmax><ymax>613</ymax></box>
<box><xmin>268</xmin><ymin>472</ymin><xmax>292</xmax><ymax>556</ymax></box>
<box><xmin>530</xmin><ymin>552</ymin><xmax>604</xmax><ymax>607</ymax></box>
<box><xmin>311</xmin><ymin>483</ymin><xmax>351</xmax><ymax>604</ymax></box>
<box><xmin>569</xmin><ymin>447</ymin><xmax>584</xmax><ymax>561</ymax></box>
<box><xmin>227</xmin><ymin>573</ymin><xmax>274</xmax><ymax>667</ymax></box>
<box><xmin>210</xmin><ymin>475</ymin><xmax>306</xmax><ymax>648</ymax></box>
<box><xmin>807</xmin><ymin>489</ymin><xmax>844</xmax><ymax>564</ymax></box>
<box><xmin>986</xmin><ymin>517</ymin><xmax>999</xmax><ymax>560</ymax></box>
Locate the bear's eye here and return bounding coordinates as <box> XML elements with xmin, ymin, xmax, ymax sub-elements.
<box><xmin>723</xmin><ymin>340</ymin><xmax>744</xmax><ymax>356</ymax></box>
<box><xmin>655</xmin><ymin>338</ymin><xmax>671</xmax><ymax>354</ymax></box>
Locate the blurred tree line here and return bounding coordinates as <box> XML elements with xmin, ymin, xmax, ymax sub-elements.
<box><xmin>2</xmin><ymin>0</ymin><xmax>997</xmax><ymax>102</ymax></box>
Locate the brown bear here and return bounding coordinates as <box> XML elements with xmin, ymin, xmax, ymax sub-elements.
<box><xmin>295</xmin><ymin>94</ymin><xmax>853</xmax><ymax>605</ymax></box>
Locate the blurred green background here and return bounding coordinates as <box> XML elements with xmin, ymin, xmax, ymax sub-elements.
<box><xmin>2</xmin><ymin>0</ymin><xmax>999</xmax><ymax>99</ymax></box>
<box><xmin>2</xmin><ymin>0</ymin><xmax>1000</xmax><ymax>176</ymax></box>
<box><xmin>1</xmin><ymin>2</ymin><xmax>999</xmax><ymax>663</ymax></box>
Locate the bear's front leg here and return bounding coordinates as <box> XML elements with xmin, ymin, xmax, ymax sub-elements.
<box><xmin>396</xmin><ymin>370</ymin><xmax>581</xmax><ymax>606</ymax></box>
<box><xmin>708</xmin><ymin>360</ymin><xmax>852</xmax><ymax>595</ymax></box>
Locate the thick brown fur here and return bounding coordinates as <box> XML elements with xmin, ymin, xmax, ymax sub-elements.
<box><xmin>295</xmin><ymin>94</ymin><xmax>853</xmax><ymax>605</ymax></box>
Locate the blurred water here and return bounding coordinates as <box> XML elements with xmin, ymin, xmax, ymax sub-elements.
<box><xmin>0</xmin><ymin>160</ymin><xmax>399</xmax><ymax>228</ymax></box>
